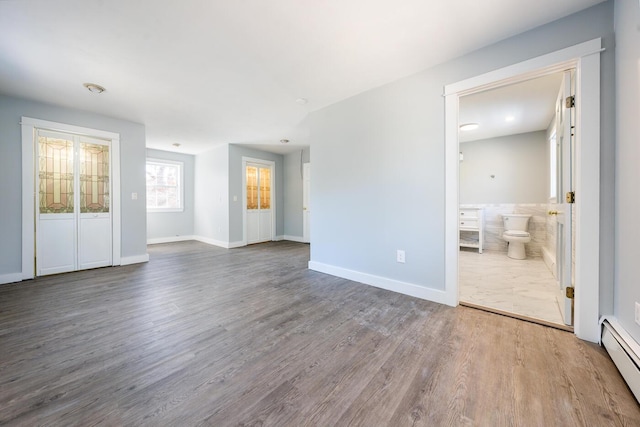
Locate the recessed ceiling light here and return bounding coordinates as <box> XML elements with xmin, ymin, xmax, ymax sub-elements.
<box><xmin>172</xmin><ymin>143</ymin><xmax>181</xmax><ymax>148</ymax></box>
<box><xmin>505</xmin><ymin>115</ymin><xmax>515</xmax><ymax>122</ymax></box>
<box><xmin>295</xmin><ymin>98</ymin><xmax>308</xmax><ymax>105</ymax></box>
<box><xmin>459</xmin><ymin>123</ymin><xmax>479</xmax><ymax>131</ymax></box>
<box><xmin>280</xmin><ymin>139</ymin><xmax>290</xmax><ymax>144</ymax></box>
<box><xmin>83</xmin><ymin>83</ymin><xmax>106</xmax><ymax>94</ymax></box>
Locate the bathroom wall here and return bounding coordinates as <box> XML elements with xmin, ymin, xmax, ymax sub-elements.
<box><xmin>460</xmin><ymin>131</ymin><xmax>548</xmax><ymax>204</ymax></box>
<box><xmin>460</xmin><ymin>203</ymin><xmax>547</xmax><ymax>257</ymax></box>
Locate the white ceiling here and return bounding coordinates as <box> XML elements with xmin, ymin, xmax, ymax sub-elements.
<box><xmin>459</xmin><ymin>72</ymin><xmax>564</xmax><ymax>143</ymax></box>
<box><xmin>0</xmin><ymin>0</ymin><xmax>604</xmax><ymax>155</ymax></box>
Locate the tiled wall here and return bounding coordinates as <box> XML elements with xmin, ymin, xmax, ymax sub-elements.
<box><xmin>460</xmin><ymin>203</ymin><xmax>547</xmax><ymax>258</ymax></box>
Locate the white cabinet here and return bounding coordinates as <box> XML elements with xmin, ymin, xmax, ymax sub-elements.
<box><xmin>459</xmin><ymin>208</ymin><xmax>483</xmax><ymax>253</ymax></box>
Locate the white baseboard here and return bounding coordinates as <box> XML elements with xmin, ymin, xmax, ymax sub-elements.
<box><xmin>274</xmin><ymin>235</ymin><xmax>284</xmax><ymax>241</ymax></box>
<box><xmin>283</xmin><ymin>235</ymin><xmax>306</xmax><ymax>243</ymax></box>
<box><xmin>193</xmin><ymin>235</ymin><xmax>245</xmax><ymax>249</ymax></box>
<box><xmin>541</xmin><ymin>246</ymin><xmax>556</xmax><ymax>278</ymax></box>
<box><xmin>120</xmin><ymin>254</ymin><xmax>150</xmax><ymax>265</ymax></box>
<box><xmin>0</xmin><ymin>273</ymin><xmax>23</xmax><ymax>285</ymax></box>
<box><xmin>147</xmin><ymin>235</ymin><xmax>195</xmax><ymax>245</ymax></box>
<box><xmin>308</xmin><ymin>261</ymin><xmax>453</xmax><ymax>307</ymax></box>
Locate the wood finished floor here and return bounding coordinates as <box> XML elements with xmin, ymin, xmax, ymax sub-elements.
<box><xmin>0</xmin><ymin>241</ymin><xmax>638</xmax><ymax>426</ymax></box>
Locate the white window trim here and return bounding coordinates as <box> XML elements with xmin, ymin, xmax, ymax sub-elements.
<box><xmin>146</xmin><ymin>158</ymin><xmax>184</xmax><ymax>213</ymax></box>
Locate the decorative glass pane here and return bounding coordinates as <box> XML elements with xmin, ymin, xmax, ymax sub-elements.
<box><xmin>246</xmin><ymin>166</ymin><xmax>258</xmax><ymax>210</ymax></box>
<box><xmin>80</xmin><ymin>142</ymin><xmax>110</xmax><ymax>213</ymax></box>
<box><xmin>259</xmin><ymin>167</ymin><xmax>271</xmax><ymax>209</ymax></box>
<box><xmin>38</xmin><ymin>136</ymin><xmax>74</xmax><ymax>214</ymax></box>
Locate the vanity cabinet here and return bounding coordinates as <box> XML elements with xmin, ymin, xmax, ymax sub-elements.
<box><xmin>459</xmin><ymin>208</ymin><xmax>483</xmax><ymax>253</ymax></box>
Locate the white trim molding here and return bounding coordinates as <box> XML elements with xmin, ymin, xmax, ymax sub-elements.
<box><xmin>120</xmin><ymin>254</ymin><xmax>150</xmax><ymax>265</ymax></box>
<box><xmin>283</xmin><ymin>235</ymin><xmax>306</xmax><ymax>243</ymax></box>
<box><xmin>193</xmin><ymin>235</ymin><xmax>244</xmax><ymax>249</ymax></box>
<box><xmin>0</xmin><ymin>273</ymin><xmax>24</xmax><ymax>285</ymax></box>
<box><xmin>309</xmin><ymin>261</ymin><xmax>451</xmax><ymax>306</ymax></box>
<box><xmin>444</xmin><ymin>38</ymin><xmax>602</xmax><ymax>342</ymax></box>
<box><xmin>147</xmin><ymin>235</ymin><xmax>196</xmax><ymax>245</ymax></box>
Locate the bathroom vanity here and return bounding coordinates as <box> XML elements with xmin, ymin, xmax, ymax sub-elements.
<box><xmin>459</xmin><ymin>208</ymin><xmax>484</xmax><ymax>253</ymax></box>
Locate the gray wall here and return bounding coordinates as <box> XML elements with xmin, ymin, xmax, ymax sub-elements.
<box><xmin>309</xmin><ymin>3</ymin><xmax>615</xmax><ymax>300</ymax></box>
<box><xmin>614</xmin><ymin>0</ymin><xmax>640</xmax><ymax>341</ymax></box>
<box><xmin>194</xmin><ymin>144</ymin><xmax>229</xmax><ymax>243</ymax></box>
<box><xmin>284</xmin><ymin>148</ymin><xmax>311</xmax><ymax>239</ymax></box>
<box><xmin>460</xmin><ymin>131</ymin><xmax>548</xmax><ymax>204</ymax></box>
<box><xmin>0</xmin><ymin>95</ymin><xmax>147</xmax><ymax>276</ymax></box>
<box><xmin>146</xmin><ymin>148</ymin><xmax>195</xmax><ymax>241</ymax></box>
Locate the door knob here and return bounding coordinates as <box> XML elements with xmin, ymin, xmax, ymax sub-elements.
<box><xmin>548</xmin><ymin>210</ymin><xmax>559</xmax><ymax>215</ymax></box>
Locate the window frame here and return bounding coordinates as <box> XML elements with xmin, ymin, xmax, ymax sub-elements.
<box><xmin>146</xmin><ymin>158</ymin><xmax>184</xmax><ymax>212</ymax></box>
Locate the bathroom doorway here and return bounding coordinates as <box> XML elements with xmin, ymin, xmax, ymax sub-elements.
<box><xmin>457</xmin><ymin>71</ymin><xmax>574</xmax><ymax>330</ymax></box>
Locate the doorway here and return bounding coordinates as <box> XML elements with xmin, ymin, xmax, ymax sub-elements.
<box><xmin>456</xmin><ymin>71</ymin><xmax>574</xmax><ymax>329</ymax></box>
<box><xmin>444</xmin><ymin>38</ymin><xmax>602</xmax><ymax>342</ymax></box>
<box><xmin>242</xmin><ymin>157</ymin><xmax>275</xmax><ymax>245</ymax></box>
<box><xmin>21</xmin><ymin>117</ymin><xmax>122</xmax><ymax>280</ymax></box>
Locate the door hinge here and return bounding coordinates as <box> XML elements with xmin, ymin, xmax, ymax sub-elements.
<box><xmin>565</xmin><ymin>191</ymin><xmax>575</xmax><ymax>204</ymax></box>
<box><xmin>566</xmin><ymin>286</ymin><xmax>575</xmax><ymax>299</ymax></box>
<box><xmin>565</xmin><ymin>95</ymin><xmax>575</xmax><ymax>108</ymax></box>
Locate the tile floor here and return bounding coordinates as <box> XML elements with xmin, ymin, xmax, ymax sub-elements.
<box><xmin>459</xmin><ymin>248</ymin><xmax>566</xmax><ymax>326</ymax></box>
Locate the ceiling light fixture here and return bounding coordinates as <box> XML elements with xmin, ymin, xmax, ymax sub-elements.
<box><xmin>172</xmin><ymin>143</ymin><xmax>181</xmax><ymax>148</ymax></box>
<box><xmin>83</xmin><ymin>83</ymin><xmax>106</xmax><ymax>94</ymax></box>
<box><xmin>459</xmin><ymin>123</ymin><xmax>479</xmax><ymax>131</ymax></box>
<box><xmin>296</xmin><ymin>98</ymin><xmax>308</xmax><ymax>105</ymax></box>
<box><xmin>505</xmin><ymin>115</ymin><xmax>515</xmax><ymax>122</ymax></box>
<box><xmin>280</xmin><ymin>139</ymin><xmax>290</xmax><ymax>144</ymax></box>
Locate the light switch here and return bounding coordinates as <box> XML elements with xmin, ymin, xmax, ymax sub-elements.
<box><xmin>233</xmin><ymin>195</ymin><xmax>238</xmax><ymax>202</ymax></box>
<box><xmin>131</xmin><ymin>192</ymin><xmax>138</xmax><ymax>200</ymax></box>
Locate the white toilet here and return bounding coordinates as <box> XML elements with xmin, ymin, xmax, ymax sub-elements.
<box><xmin>501</xmin><ymin>214</ymin><xmax>531</xmax><ymax>260</ymax></box>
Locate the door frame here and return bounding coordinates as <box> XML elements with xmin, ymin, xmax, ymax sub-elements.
<box><xmin>241</xmin><ymin>156</ymin><xmax>276</xmax><ymax>246</ymax></box>
<box><xmin>303</xmin><ymin>162</ymin><xmax>311</xmax><ymax>243</ymax></box>
<box><xmin>444</xmin><ymin>38</ymin><xmax>602</xmax><ymax>342</ymax></box>
<box><xmin>21</xmin><ymin>117</ymin><xmax>121</xmax><ymax>279</ymax></box>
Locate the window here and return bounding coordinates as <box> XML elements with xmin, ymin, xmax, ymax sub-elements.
<box><xmin>146</xmin><ymin>159</ymin><xmax>183</xmax><ymax>211</ymax></box>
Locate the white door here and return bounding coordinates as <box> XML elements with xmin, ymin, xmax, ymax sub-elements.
<box><xmin>36</xmin><ymin>130</ymin><xmax>112</xmax><ymax>276</ymax></box>
<box><xmin>246</xmin><ymin>162</ymin><xmax>273</xmax><ymax>244</ymax></box>
<box><xmin>303</xmin><ymin>163</ymin><xmax>311</xmax><ymax>243</ymax></box>
<box><xmin>554</xmin><ymin>70</ymin><xmax>575</xmax><ymax>326</ymax></box>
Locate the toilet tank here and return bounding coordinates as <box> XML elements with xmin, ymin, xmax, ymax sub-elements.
<box><xmin>502</xmin><ymin>214</ymin><xmax>531</xmax><ymax>231</ymax></box>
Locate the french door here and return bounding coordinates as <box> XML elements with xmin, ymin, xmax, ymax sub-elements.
<box><xmin>36</xmin><ymin>129</ymin><xmax>112</xmax><ymax>276</ymax></box>
<box><xmin>245</xmin><ymin>161</ymin><xmax>274</xmax><ymax>244</ymax></box>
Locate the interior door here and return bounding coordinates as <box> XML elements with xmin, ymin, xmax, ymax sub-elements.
<box><xmin>555</xmin><ymin>70</ymin><xmax>575</xmax><ymax>326</ymax></box>
<box><xmin>303</xmin><ymin>163</ymin><xmax>311</xmax><ymax>243</ymax></box>
<box><xmin>246</xmin><ymin>163</ymin><xmax>273</xmax><ymax>244</ymax></box>
<box><xmin>36</xmin><ymin>130</ymin><xmax>112</xmax><ymax>276</ymax></box>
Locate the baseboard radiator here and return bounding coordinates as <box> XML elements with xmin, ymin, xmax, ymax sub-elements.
<box><xmin>601</xmin><ymin>317</ymin><xmax>640</xmax><ymax>402</ymax></box>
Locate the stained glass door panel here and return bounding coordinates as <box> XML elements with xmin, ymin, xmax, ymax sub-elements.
<box><xmin>80</xmin><ymin>142</ymin><xmax>110</xmax><ymax>213</ymax></box>
<box><xmin>35</xmin><ymin>131</ymin><xmax>112</xmax><ymax>276</ymax></box>
<box><xmin>78</xmin><ymin>137</ymin><xmax>112</xmax><ymax>270</ymax></box>
<box><xmin>36</xmin><ymin>131</ymin><xmax>77</xmax><ymax>275</ymax></box>
<box><xmin>245</xmin><ymin>162</ymin><xmax>273</xmax><ymax>244</ymax></box>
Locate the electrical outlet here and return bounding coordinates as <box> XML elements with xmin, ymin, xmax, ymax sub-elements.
<box><xmin>635</xmin><ymin>302</ymin><xmax>640</xmax><ymax>326</ymax></box>
<box><xmin>396</xmin><ymin>250</ymin><xmax>405</xmax><ymax>264</ymax></box>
